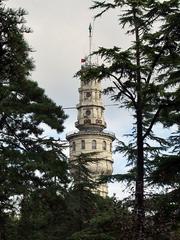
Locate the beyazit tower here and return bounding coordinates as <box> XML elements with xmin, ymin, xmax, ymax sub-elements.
<box><xmin>66</xmin><ymin>25</ymin><xmax>115</xmax><ymax>197</ymax></box>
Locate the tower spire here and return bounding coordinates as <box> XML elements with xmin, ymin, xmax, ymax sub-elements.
<box><xmin>89</xmin><ymin>23</ymin><xmax>92</xmax><ymax>65</ymax></box>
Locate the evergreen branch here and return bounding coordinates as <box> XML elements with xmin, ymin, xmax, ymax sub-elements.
<box><xmin>109</xmin><ymin>73</ymin><xmax>137</xmax><ymax>108</ymax></box>
<box><xmin>99</xmin><ymin>172</ymin><xmax>136</xmax><ymax>183</ymax></box>
<box><xmin>145</xmin><ymin>23</ymin><xmax>173</xmax><ymax>87</ymax></box>
<box><xmin>146</xmin><ymin>43</ymin><xmax>167</xmax><ymax>86</ymax></box>
<box><xmin>91</xmin><ymin>1</ymin><xmax>116</xmax><ymax>18</ymax></box>
<box><xmin>0</xmin><ymin>113</ymin><xmax>7</xmax><ymax>129</ymax></box>
<box><xmin>0</xmin><ymin>137</ymin><xmax>27</xmax><ymax>152</ymax></box>
<box><xmin>143</xmin><ymin>105</ymin><xmax>162</xmax><ymax>141</ymax></box>
<box><xmin>4</xmin><ymin>117</ymin><xmax>29</xmax><ymax>152</ymax></box>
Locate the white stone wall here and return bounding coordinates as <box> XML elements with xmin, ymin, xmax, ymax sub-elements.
<box><xmin>68</xmin><ymin>133</ymin><xmax>114</xmax><ymax>197</ymax></box>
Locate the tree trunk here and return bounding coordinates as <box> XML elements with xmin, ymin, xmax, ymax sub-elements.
<box><xmin>135</xmin><ymin>105</ymin><xmax>145</xmax><ymax>240</ymax></box>
<box><xmin>133</xmin><ymin>6</ymin><xmax>145</xmax><ymax>240</ymax></box>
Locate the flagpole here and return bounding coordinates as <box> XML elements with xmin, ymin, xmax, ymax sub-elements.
<box><xmin>89</xmin><ymin>23</ymin><xmax>92</xmax><ymax>66</ymax></box>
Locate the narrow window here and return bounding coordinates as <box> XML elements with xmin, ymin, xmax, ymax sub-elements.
<box><xmin>72</xmin><ymin>142</ymin><xmax>76</xmax><ymax>151</ymax></box>
<box><xmin>81</xmin><ymin>140</ymin><xmax>85</xmax><ymax>149</ymax></box>
<box><xmin>86</xmin><ymin>92</ymin><xmax>91</xmax><ymax>97</ymax></box>
<box><xmin>84</xmin><ymin>92</ymin><xmax>91</xmax><ymax>100</ymax></box>
<box><xmin>103</xmin><ymin>141</ymin><xmax>106</xmax><ymax>150</ymax></box>
<box><xmin>110</xmin><ymin>143</ymin><xmax>112</xmax><ymax>152</ymax></box>
<box><xmin>92</xmin><ymin>140</ymin><xmax>97</xmax><ymax>150</ymax></box>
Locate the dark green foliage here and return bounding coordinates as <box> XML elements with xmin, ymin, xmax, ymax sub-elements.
<box><xmin>64</xmin><ymin>191</ymin><xmax>103</xmax><ymax>239</ymax></box>
<box><xmin>143</xmin><ymin>192</ymin><xmax>180</xmax><ymax>240</ymax></box>
<box><xmin>150</xmin><ymin>155</ymin><xmax>180</xmax><ymax>186</ymax></box>
<box><xmin>147</xmin><ymin>79</ymin><xmax>180</xmax><ymax>239</ymax></box>
<box><xmin>15</xmin><ymin>153</ymin><xmax>109</xmax><ymax>240</ymax></box>
<box><xmin>0</xmin><ymin>1</ymin><xmax>68</xmax><ymax>239</ymax></box>
<box><xmin>16</xmin><ymin>189</ymin><xmax>68</xmax><ymax>240</ymax></box>
<box><xmin>66</xmin><ymin>153</ymin><xmax>101</xmax><ymax>235</ymax></box>
<box><xmin>68</xmin><ymin>198</ymin><xmax>136</xmax><ymax>240</ymax></box>
<box><xmin>76</xmin><ymin>0</ymin><xmax>180</xmax><ymax>239</ymax></box>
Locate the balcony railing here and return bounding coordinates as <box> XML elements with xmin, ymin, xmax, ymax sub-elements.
<box><xmin>66</xmin><ymin>129</ymin><xmax>115</xmax><ymax>140</ymax></box>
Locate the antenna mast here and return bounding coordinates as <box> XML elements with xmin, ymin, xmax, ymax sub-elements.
<box><xmin>89</xmin><ymin>23</ymin><xmax>92</xmax><ymax>66</ymax></box>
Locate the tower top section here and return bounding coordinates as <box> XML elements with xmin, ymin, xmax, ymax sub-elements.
<box><xmin>75</xmin><ymin>75</ymin><xmax>106</xmax><ymax>131</ymax></box>
<box><xmin>75</xmin><ymin>23</ymin><xmax>106</xmax><ymax>131</ymax></box>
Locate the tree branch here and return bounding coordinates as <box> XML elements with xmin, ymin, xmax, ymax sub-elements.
<box><xmin>143</xmin><ymin>105</ymin><xmax>162</xmax><ymax>140</ymax></box>
<box><xmin>146</xmin><ymin>45</ymin><xmax>166</xmax><ymax>86</ymax></box>
<box><xmin>0</xmin><ymin>114</ymin><xmax>7</xmax><ymax>130</ymax></box>
<box><xmin>4</xmin><ymin>118</ymin><xmax>29</xmax><ymax>152</ymax></box>
<box><xmin>108</xmin><ymin>73</ymin><xmax>137</xmax><ymax>109</ymax></box>
<box><xmin>0</xmin><ymin>138</ymin><xmax>28</xmax><ymax>152</ymax></box>
<box><xmin>146</xmin><ymin>30</ymin><xmax>170</xmax><ymax>87</ymax></box>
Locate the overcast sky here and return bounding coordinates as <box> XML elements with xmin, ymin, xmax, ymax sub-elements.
<box><xmin>6</xmin><ymin>0</ymin><xmax>141</xmax><ymax>198</ymax></box>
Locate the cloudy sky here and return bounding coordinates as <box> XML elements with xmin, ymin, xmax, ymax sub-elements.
<box><xmin>7</xmin><ymin>0</ymin><xmax>138</xmax><ymax>198</ymax></box>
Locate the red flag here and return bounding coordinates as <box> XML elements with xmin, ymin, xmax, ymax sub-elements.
<box><xmin>81</xmin><ymin>58</ymin><xmax>86</xmax><ymax>63</ymax></box>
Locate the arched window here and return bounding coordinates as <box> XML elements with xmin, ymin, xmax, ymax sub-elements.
<box><xmin>81</xmin><ymin>140</ymin><xmax>85</xmax><ymax>149</ymax></box>
<box><xmin>92</xmin><ymin>140</ymin><xmax>97</xmax><ymax>150</ymax></box>
<box><xmin>72</xmin><ymin>142</ymin><xmax>76</xmax><ymax>151</ymax></box>
<box><xmin>103</xmin><ymin>141</ymin><xmax>106</xmax><ymax>150</ymax></box>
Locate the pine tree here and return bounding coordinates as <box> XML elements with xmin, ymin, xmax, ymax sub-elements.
<box><xmin>75</xmin><ymin>0</ymin><xmax>180</xmax><ymax>239</ymax></box>
<box><xmin>0</xmin><ymin>1</ymin><xmax>68</xmax><ymax>239</ymax></box>
<box><xmin>147</xmin><ymin>84</ymin><xmax>180</xmax><ymax>238</ymax></box>
<box><xmin>68</xmin><ymin>197</ymin><xmax>134</xmax><ymax>240</ymax></box>
<box><xmin>65</xmin><ymin>153</ymin><xmax>100</xmax><ymax>237</ymax></box>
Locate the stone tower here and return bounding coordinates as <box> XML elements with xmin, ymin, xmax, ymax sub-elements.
<box><xmin>66</xmin><ymin>61</ymin><xmax>115</xmax><ymax>197</ymax></box>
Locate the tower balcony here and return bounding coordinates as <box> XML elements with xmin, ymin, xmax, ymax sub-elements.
<box><xmin>76</xmin><ymin>103</ymin><xmax>104</xmax><ymax>109</ymax></box>
<box><xmin>66</xmin><ymin>129</ymin><xmax>115</xmax><ymax>141</ymax></box>
<box><xmin>103</xmin><ymin>130</ymin><xmax>116</xmax><ymax>139</ymax></box>
<box><xmin>75</xmin><ymin>119</ymin><xmax>107</xmax><ymax>131</ymax></box>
